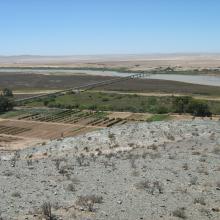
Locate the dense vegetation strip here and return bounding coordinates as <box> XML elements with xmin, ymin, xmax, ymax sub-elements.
<box><xmin>23</xmin><ymin>91</ymin><xmax>220</xmax><ymax>116</ymax></box>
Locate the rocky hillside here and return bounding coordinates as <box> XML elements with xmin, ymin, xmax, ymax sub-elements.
<box><xmin>1</xmin><ymin>120</ymin><xmax>220</xmax><ymax>220</ymax></box>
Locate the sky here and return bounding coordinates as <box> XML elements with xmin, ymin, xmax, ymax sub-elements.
<box><xmin>0</xmin><ymin>0</ymin><xmax>220</xmax><ymax>55</ymax></box>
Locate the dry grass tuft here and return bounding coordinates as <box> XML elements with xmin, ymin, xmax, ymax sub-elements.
<box><xmin>76</xmin><ymin>195</ymin><xmax>103</xmax><ymax>212</ymax></box>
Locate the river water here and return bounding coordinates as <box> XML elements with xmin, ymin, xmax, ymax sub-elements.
<box><xmin>144</xmin><ymin>74</ymin><xmax>220</xmax><ymax>87</ymax></box>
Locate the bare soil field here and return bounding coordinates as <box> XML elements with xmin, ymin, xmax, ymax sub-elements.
<box><xmin>0</xmin><ymin>119</ymin><xmax>90</xmax><ymax>150</ymax></box>
<box><xmin>0</xmin><ymin>119</ymin><xmax>86</xmax><ymax>139</ymax></box>
<box><xmin>0</xmin><ymin>134</ymin><xmax>41</xmax><ymax>151</ymax></box>
<box><xmin>0</xmin><ymin>120</ymin><xmax>220</xmax><ymax>219</ymax></box>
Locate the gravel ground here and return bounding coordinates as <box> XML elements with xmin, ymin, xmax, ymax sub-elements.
<box><xmin>0</xmin><ymin>120</ymin><xmax>220</xmax><ymax>220</ymax></box>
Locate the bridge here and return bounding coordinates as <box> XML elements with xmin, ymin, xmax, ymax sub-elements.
<box><xmin>15</xmin><ymin>72</ymin><xmax>150</xmax><ymax>104</ymax></box>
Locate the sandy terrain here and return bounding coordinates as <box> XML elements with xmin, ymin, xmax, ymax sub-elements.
<box><xmin>1</xmin><ymin>54</ymin><xmax>220</xmax><ymax>70</ymax></box>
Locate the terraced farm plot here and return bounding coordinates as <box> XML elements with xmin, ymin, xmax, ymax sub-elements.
<box><xmin>0</xmin><ymin>108</ymin><xmax>185</xmax><ymax>151</ymax></box>
<box><xmin>0</xmin><ymin>119</ymin><xmax>94</xmax><ymax>150</ymax></box>
<box><xmin>0</xmin><ymin>109</ymin><xmax>131</xmax><ymax>151</ymax></box>
<box><xmin>14</xmin><ymin>109</ymin><xmax>129</xmax><ymax>127</ymax></box>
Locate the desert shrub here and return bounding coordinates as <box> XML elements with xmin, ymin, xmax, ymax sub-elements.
<box><xmin>135</xmin><ymin>180</ymin><xmax>150</xmax><ymax>190</ymax></box>
<box><xmin>216</xmin><ymin>181</ymin><xmax>220</xmax><ymax>189</ymax></box>
<box><xmin>135</xmin><ymin>180</ymin><xmax>163</xmax><ymax>194</ymax></box>
<box><xmin>190</xmin><ymin>176</ymin><xmax>198</xmax><ymax>185</ymax></box>
<box><xmin>42</xmin><ymin>202</ymin><xmax>56</xmax><ymax>220</ymax></box>
<box><xmin>66</xmin><ymin>183</ymin><xmax>75</xmax><ymax>192</ymax></box>
<box><xmin>212</xmin><ymin>147</ymin><xmax>220</xmax><ymax>155</ymax></box>
<box><xmin>108</xmin><ymin>132</ymin><xmax>115</xmax><ymax>139</ymax></box>
<box><xmin>194</xmin><ymin>197</ymin><xmax>206</xmax><ymax>205</ymax></box>
<box><xmin>172</xmin><ymin>207</ymin><xmax>187</xmax><ymax>219</ymax></box>
<box><xmin>76</xmin><ymin>195</ymin><xmax>103</xmax><ymax>212</ymax></box>
<box><xmin>11</xmin><ymin>192</ymin><xmax>21</xmax><ymax>198</ymax></box>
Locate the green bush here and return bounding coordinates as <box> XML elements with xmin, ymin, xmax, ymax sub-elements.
<box><xmin>173</xmin><ymin>96</ymin><xmax>193</xmax><ymax>113</ymax></box>
<box><xmin>88</xmin><ymin>104</ymin><xmax>97</xmax><ymax>110</ymax></box>
<box><xmin>43</xmin><ymin>100</ymin><xmax>49</xmax><ymax>106</ymax></box>
<box><xmin>0</xmin><ymin>96</ymin><xmax>14</xmax><ymax>113</ymax></box>
<box><xmin>2</xmin><ymin>88</ymin><xmax>13</xmax><ymax>97</ymax></box>
<box><xmin>147</xmin><ymin>97</ymin><xmax>157</xmax><ymax>105</ymax></box>
<box><xmin>173</xmin><ymin>96</ymin><xmax>212</xmax><ymax>117</ymax></box>
<box><xmin>102</xmin><ymin>98</ymin><xmax>109</xmax><ymax>102</ymax></box>
<box><xmin>155</xmin><ymin>105</ymin><xmax>169</xmax><ymax>114</ymax></box>
<box><xmin>188</xmin><ymin>100</ymin><xmax>212</xmax><ymax>117</ymax></box>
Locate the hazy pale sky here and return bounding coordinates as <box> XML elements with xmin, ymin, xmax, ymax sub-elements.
<box><xmin>0</xmin><ymin>0</ymin><xmax>220</xmax><ymax>55</ymax></box>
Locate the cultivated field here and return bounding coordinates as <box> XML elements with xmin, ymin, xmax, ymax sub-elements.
<box><xmin>1</xmin><ymin>106</ymin><xmax>220</xmax><ymax>152</ymax></box>
<box><xmin>0</xmin><ymin>108</ymin><xmax>170</xmax><ymax>150</ymax></box>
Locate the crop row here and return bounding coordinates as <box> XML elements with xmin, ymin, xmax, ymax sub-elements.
<box><xmin>17</xmin><ymin>109</ymin><xmax>128</xmax><ymax>127</ymax></box>
<box><xmin>0</xmin><ymin>125</ymin><xmax>31</xmax><ymax>135</ymax></box>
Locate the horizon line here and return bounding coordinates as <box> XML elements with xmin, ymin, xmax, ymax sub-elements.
<box><xmin>1</xmin><ymin>52</ymin><xmax>220</xmax><ymax>57</ymax></box>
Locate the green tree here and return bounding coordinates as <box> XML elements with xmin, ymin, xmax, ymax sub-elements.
<box><xmin>173</xmin><ymin>96</ymin><xmax>193</xmax><ymax>113</ymax></box>
<box><xmin>173</xmin><ymin>96</ymin><xmax>212</xmax><ymax>117</ymax></box>
<box><xmin>2</xmin><ymin>88</ymin><xmax>13</xmax><ymax>97</ymax></box>
<box><xmin>0</xmin><ymin>96</ymin><xmax>14</xmax><ymax>112</ymax></box>
<box><xmin>188</xmin><ymin>100</ymin><xmax>212</xmax><ymax>117</ymax></box>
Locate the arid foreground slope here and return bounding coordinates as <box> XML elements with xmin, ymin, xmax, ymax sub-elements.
<box><xmin>1</xmin><ymin>120</ymin><xmax>220</xmax><ymax>220</ymax></box>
